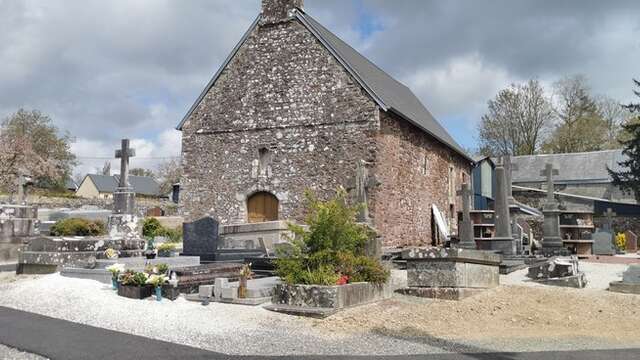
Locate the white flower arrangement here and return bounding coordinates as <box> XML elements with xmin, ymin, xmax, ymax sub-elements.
<box><xmin>106</xmin><ymin>263</ymin><xmax>126</xmax><ymax>278</ymax></box>
<box><xmin>146</xmin><ymin>274</ymin><xmax>168</xmax><ymax>288</ymax></box>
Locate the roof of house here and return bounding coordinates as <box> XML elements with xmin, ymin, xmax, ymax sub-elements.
<box><xmin>511</xmin><ymin>150</ymin><xmax>627</xmax><ymax>184</ymax></box>
<box><xmin>82</xmin><ymin>174</ymin><xmax>161</xmax><ymax>196</ymax></box>
<box><xmin>176</xmin><ymin>7</ymin><xmax>471</xmax><ymax>162</ymax></box>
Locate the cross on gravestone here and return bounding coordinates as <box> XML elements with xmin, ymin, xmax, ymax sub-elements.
<box><xmin>540</xmin><ymin>163</ymin><xmax>559</xmax><ymax>204</ymax></box>
<box><xmin>456</xmin><ymin>182</ymin><xmax>475</xmax><ymax>249</ymax></box>
<box><xmin>603</xmin><ymin>208</ymin><xmax>616</xmax><ymax>232</ymax></box>
<box><xmin>115</xmin><ymin>139</ymin><xmax>136</xmax><ymax>188</ymax></box>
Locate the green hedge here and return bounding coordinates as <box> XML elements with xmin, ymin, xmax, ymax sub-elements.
<box><xmin>50</xmin><ymin>218</ymin><xmax>106</xmax><ymax>237</ymax></box>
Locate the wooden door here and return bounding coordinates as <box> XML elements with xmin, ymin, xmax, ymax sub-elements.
<box><xmin>247</xmin><ymin>192</ymin><xmax>279</xmax><ymax>223</ymax></box>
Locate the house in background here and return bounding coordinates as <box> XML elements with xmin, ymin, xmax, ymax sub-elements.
<box><xmin>472</xmin><ymin>156</ymin><xmax>495</xmax><ymax>210</ymax></box>
<box><xmin>511</xmin><ymin>150</ymin><xmax>634</xmax><ymax>204</ymax></box>
<box><xmin>76</xmin><ymin>174</ymin><xmax>162</xmax><ymax>199</ymax></box>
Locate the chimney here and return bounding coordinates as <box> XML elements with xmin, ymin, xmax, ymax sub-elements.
<box><xmin>261</xmin><ymin>0</ymin><xmax>303</xmax><ymax>25</ymax></box>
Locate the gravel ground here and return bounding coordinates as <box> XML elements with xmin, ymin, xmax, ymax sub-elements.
<box><xmin>0</xmin><ymin>262</ymin><xmax>639</xmax><ymax>356</ymax></box>
<box><xmin>0</xmin><ymin>344</ymin><xmax>47</xmax><ymax>360</ymax></box>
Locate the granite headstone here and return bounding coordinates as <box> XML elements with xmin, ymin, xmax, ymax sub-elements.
<box><xmin>182</xmin><ymin>217</ymin><xmax>220</xmax><ymax>261</ymax></box>
<box><xmin>593</xmin><ymin>230</ymin><xmax>615</xmax><ymax>256</ymax></box>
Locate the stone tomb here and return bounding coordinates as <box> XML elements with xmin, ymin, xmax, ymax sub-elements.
<box><xmin>609</xmin><ymin>264</ymin><xmax>640</xmax><ymax>294</ymax></box>
<box><xmin>625</xmin><ymin>230</ymin><xmax>638</xmax><ymax>253</ymax></box>
<box><xmin>592</xmin><ymin>231</ymin><xmax>616</xmax><ymax>256</ymax></box>
<box><xmin>397</xmin><ymin>247</ymin><xmax>501</xmax><ymax>300</ymax></box>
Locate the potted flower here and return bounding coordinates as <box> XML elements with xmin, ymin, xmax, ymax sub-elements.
<box><xmin>238</xmin><ymin>263</ymin><xmax>253</xmax><ymax>299</ymax></box>
<box><xmin>146</xmin><ymin>274</ymin><xmax>168</xmax><ymax>301</ymax></box>
<box><xmin>157</xmin><ymin>243</ymin><xmax>178</xmax><ymax>258</ymax></box>
<box><xmin>106</xmin><ymin>263</ymin><xmax>125</xmax><ymax>289</ymax></box>
<box><xmin>117</xmin><ymin>270</ymin><xmax>152</xmax><ymax>299</ymax></box>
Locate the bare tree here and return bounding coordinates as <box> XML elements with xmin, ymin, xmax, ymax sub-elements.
<box><xmin>596</xmin><ymin>95</ymin><xmax>632</xmax><ymax>149</ymax></box>
<box><xmin>156</xmin><ymin>158</ymin><xmax>182</xmax><ymax>194</ymax></box>
<box><xmin>543</xmin><ymin>75</ymin><xmax>608</xmax><ymax>153</ymax></box>
<box><xmin>478</xmin><ymin>79</ymin><xmax>554</xmax><ymax>156</ymax></box>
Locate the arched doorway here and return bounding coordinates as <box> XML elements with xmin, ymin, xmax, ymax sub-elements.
<box><xmin>247</xmin><ymin>192</ymin><xmax>279</xmax><ymax>223</ymax></box>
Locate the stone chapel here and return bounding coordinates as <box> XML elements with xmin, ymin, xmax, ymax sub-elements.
<box><xmin>177</xmin><ymin>0</ymin><xmax>473</xmax><ymax>247</ymax></box>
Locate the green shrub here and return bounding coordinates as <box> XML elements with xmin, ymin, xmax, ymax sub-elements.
<box><xmin>158</xmin><ymin>226</ymin><xmax>183</xmax><ymax>243</ymax></box>
<box><xmin>142</xmin><ymin>217</ymin><xmax>162</xmax><ymax>238</ymax></box>
<box><xmin>274</xmin><ymin>189</ymin><xmax>389</xmax><ymax>286</ymax></box>
<box><xmin>157</xmin><ymin>243</ymin><xmax>176</xmax><ymax>252</ymax></box>
<box><xmin>50</xmin><ymin>218</ymin><xmax>106</xmax><ymax>236</ymax></box>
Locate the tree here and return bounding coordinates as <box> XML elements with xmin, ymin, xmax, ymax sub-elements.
<box><xmin>608</xmin><ymin>79</ymin><xmax>640</xmax><ymax>201</ymax></box>
<box><xmin>156</xmin><ymin>158</ymin><xmax>182</xmax><ymax>194</ymax></box>
<box><xmin>101</xmin><ymin>161</ymin><xmax>111</xmax><ymax>176</ymax></box>
<box><xmin>129</xmin><ymin>168</ymin><xmax>155</xmax><ymax>177</ymax></box>
<box><xmin>0</xmin><ymin>109</ymin><xmax>76</xmax><ymax>192</ymax></box>
<box><xmin>543</xmin><ymin>75</ymin><xmax>608</xmax><ymax>153</ymax></box>
<box><xmin>478</xmin><ymin>79</ymin><xmax>554</xmax><ymax>156</ymax></box>
<box><xmin>596</xmin><ymin>96</ymin><xmax>631</xmax><ymax>149</ymax></box>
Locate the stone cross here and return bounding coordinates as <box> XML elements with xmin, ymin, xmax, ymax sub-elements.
<box><xmin>603</xmin><ymin>208</ymin><xmax>616</xmax><ymax>232</ymax></box>
<box><xmin>540</xmin><ymin>163</ymin><xmax>559</xmax><ymax>204</ymax></box>
<box><xmin>456</xmin><ymin>182</ymin><xmax>475</xmax><ymax>249</ymax></box>
<box><xmin>502</xmin><ymin>155</ymin><xmax>517</xmax><ymax>204</ymax></box>
<box><xmin>115</xmin><ymin>139</ymin><xmax>136</xmax><ymax>188</ymax></box>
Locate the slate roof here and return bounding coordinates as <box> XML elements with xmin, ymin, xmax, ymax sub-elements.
<box><xmin>82</xmin><ymin>174</ymin><xmax>162</xmax><ymax>196</ymax></box>
<box><xmin>511</xmin><ymin>150</ymin><xmax>627</xmax><ymax>184</ymax></box>
<box><xmin>176</xmin><ymin>7</ymin><xmax>472</xmax><ymax>162</ymax></box>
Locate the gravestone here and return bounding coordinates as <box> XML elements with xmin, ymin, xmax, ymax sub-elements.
<box><xmin>182</xmin><ymin>217</ymin><xmax>220</xmax><ymax>261</ymax></box>
<box><xmin>625</xmin><ymin>230</ymin><xmax>638</xmax><ymax>253</ymax></box>
<box><xmin>107</xmin><ymin>139</ymin><xmax>140</xmax><ymax>241</ymax></box>
<box><xmin>476</xmin><ymin>158</ymin><xmax>516</xmax><ymax>254</ymax></box>
<box><xmin>593</xmin><ymin>230</ymin><xmax>615</xmax><ymax>256</ymax></box>
<box><xmin>456</xmin><ymin>182</ymin><xmax>475</xmax><ymax>249</ymax></box>
<box><xmin>609</xmin><ymin>264</ymin><xmax>640</xmax><ymax>294</ymax></box>
<box><xmin>540</xmin><ymin>163</ymin><xmax>564</xmax><ymax>256</ymax></box>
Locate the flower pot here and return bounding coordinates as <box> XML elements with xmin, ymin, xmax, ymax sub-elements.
<box><xmin>238</xmin><ymin>276</ymin><xmax>248</xmax><ymax>299</ymax></box>
<box><xmin>117</xmin><ymin>284</ymin><xmax>153</xmax><ymax>299</ymax></box>
<box><xmin>111</xmin><ymin>278</ymin><xmax>118</xmax><ymax>290</ymax></box>
<box><xmin>145</xmin><ymin>252</ymin><xmax>156</xmax><ymax>260</ymax></box>
<box><xmin>161</xmin><ymin>285</ymin><xmax>180</xmax><ymax>301</ymax></box>
<box><xmin>155</xmin><ymin>286</ymin><xmax>162</xmax><ymax>301</ymax></box>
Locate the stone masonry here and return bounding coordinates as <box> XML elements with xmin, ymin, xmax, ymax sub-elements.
<box><xmin>179</xmin><ymin>0</ymin><xmax>471</xmax><ymax>247</ymax></box>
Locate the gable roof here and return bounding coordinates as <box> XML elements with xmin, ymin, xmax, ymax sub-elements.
<box><xmin>82</xmin><ymin>174</ymin><xmax>161</xmax><ymax>196</ymax></box>
<box><xmin>176</xmin><ymin>7</ymin><xmax>472</xmax><ymax>162</ymax></box>
<box><xmin>511</xmin><ymin>150</ymin><xmax>627</xmax><ymax>184</ymax></box>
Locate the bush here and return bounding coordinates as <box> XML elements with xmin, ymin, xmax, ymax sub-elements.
<box><xmin>157</xmin><ymin>243</ymin><xmax>176</xmax><ymax>252</ymax></box>
<box><xmin>50</xmin><ymin>218</ymin><xmax>106</xmax><ymax>236</ymax></box>
<box><xmin>274</xmin><ymin>189</ymin><xmax>389</xmax><ymax>286</ymax></box>
<box><xmin>142</xmin><ymin>217</ymin><xmax>162</xmax><ymax>238</ymax></box>
<box><xmin>158</xmin><ymin>226</ymin><xmax>183</xmax><ymax>243</ymax></box>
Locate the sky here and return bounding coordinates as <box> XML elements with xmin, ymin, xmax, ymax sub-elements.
<box><xmin>1</xmin><ymin>0</ymin><xmax>639</xmax><ymax>176</ymax></box>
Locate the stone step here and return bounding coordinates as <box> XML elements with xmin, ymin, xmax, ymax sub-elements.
<box><xmin>24</xmin><ymin>237</ymin><xmax>145</xmax><ymax>252</ymax></box>
<box><xmin>263</xmin><ymin>304</ymin><xmax>337</xmax><ymax>318</ymax></box>
<box><xmin>20</xmin><ymin>250</ymin><xmax>145</xmax><ymax>266</ymax></box>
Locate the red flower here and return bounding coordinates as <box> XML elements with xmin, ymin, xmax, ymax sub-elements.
<box><xmin>336</xmin><ymin>275</ymin><xmax>350</xmax><ymax>285</ymax></box>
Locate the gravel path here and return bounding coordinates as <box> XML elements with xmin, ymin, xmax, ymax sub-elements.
<box><xmin>0</xmin><ymin>262</ymin><xmax>638</xmax><ymax>356</ymax></box>
<box><xmin>0</xmin><ymin>344</ymin><xmax>47</xmax><ymax>360</ymax></box>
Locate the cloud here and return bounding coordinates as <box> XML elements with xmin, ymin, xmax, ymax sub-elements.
<box><xmin>1</xmin><ymin>0</ymin><xmax>639</xmax><ymax>161</ymax></box>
